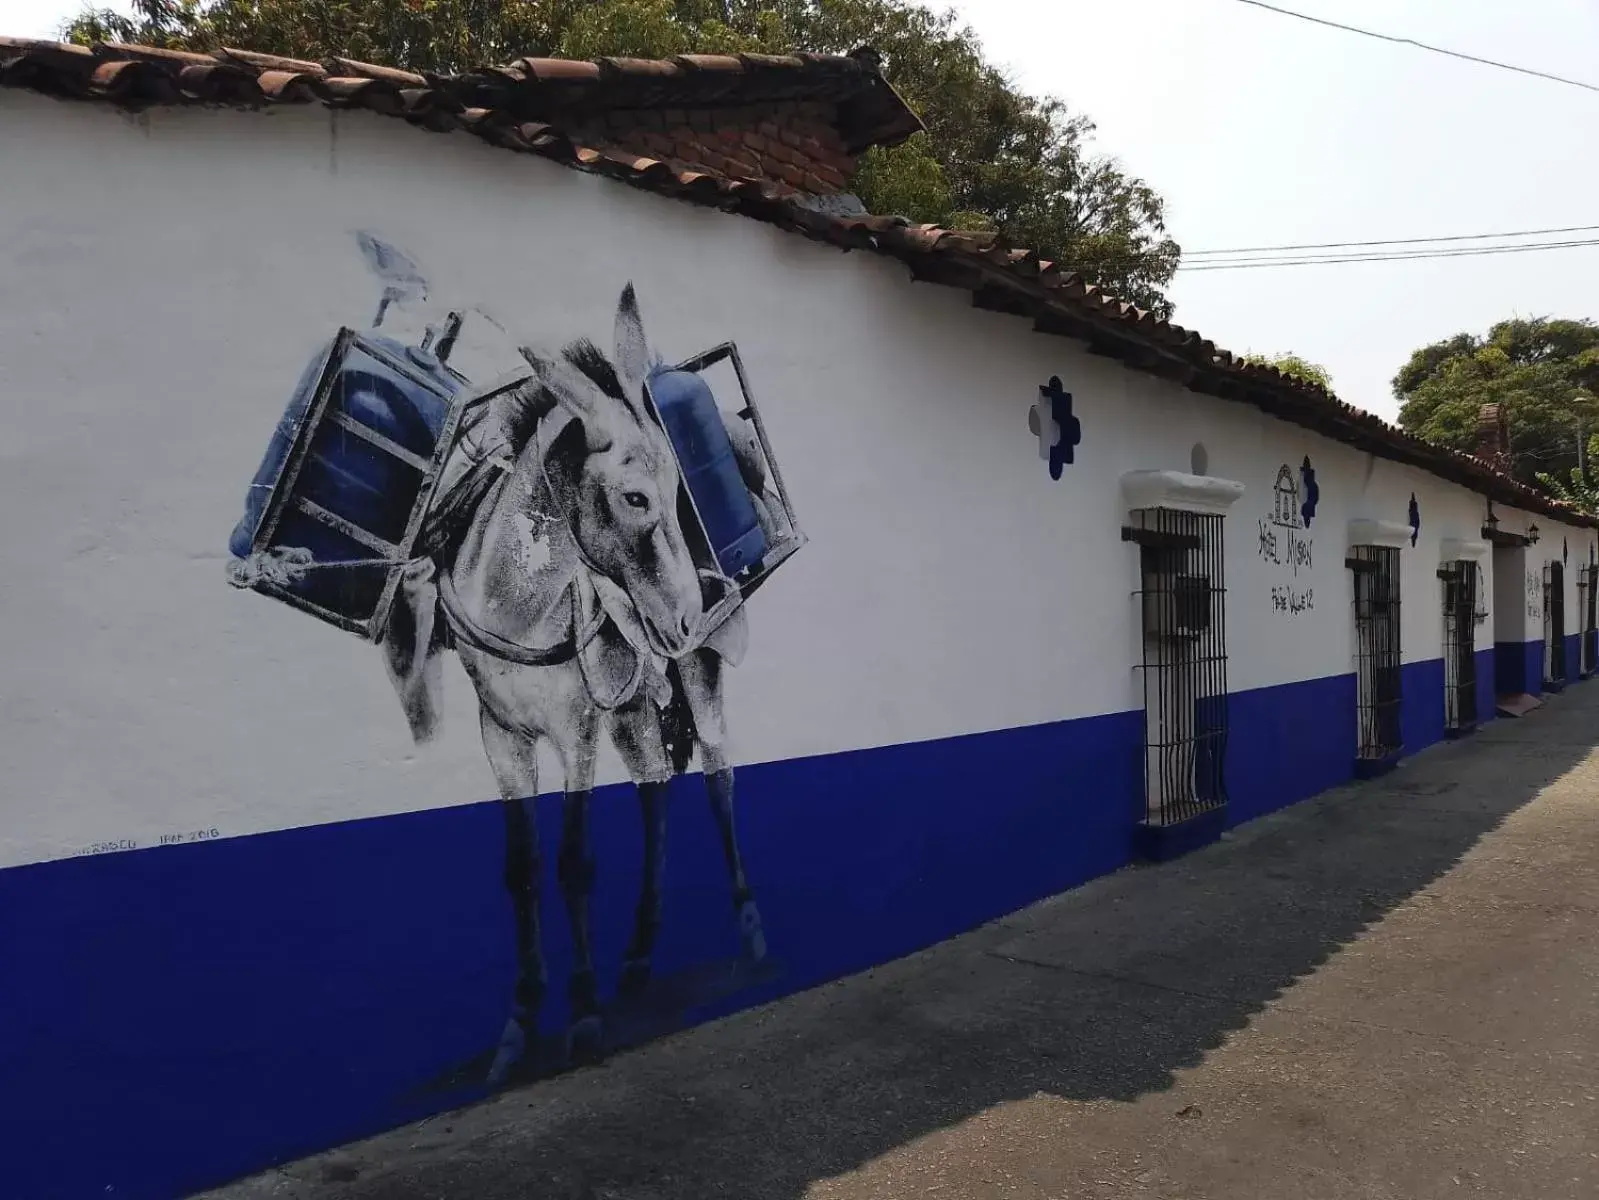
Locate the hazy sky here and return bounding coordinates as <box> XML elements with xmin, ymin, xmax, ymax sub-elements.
<box><xmin>8</xmin><ymin>0</ymin><xmax>1598</xmax><ymax>421</ymax></box>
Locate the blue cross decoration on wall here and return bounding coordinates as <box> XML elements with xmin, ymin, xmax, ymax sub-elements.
<box><xmin>1408</xmin><ymin>493</ymin><xmax>1420</xmax><ymax>546</ymax></box>
<box><xmin>1028</xmin><ymin>375</ymin><xmax>1081</xmax><ymax>480</ymax></box>
<box><xmin>1564</xmin><ymin>536</ymin><xmax>1569</xmax><ymax>565</ymax></box>
<box><xmin>1299</xmin><ymin>456</ymin><xmax>1319</xmax><ymax>528</ymax></box>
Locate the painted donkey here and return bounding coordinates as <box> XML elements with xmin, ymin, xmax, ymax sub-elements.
<box><xmin>381</xmin><ymin>285</ymin><xmax>765</xmax><ymax>1083</ymax></box>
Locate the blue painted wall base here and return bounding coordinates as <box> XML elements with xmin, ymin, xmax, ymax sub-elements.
<box><xmin>0</xmin><ymin>657</ymin><xmax>1476</xmax><ymax>1199</ymax></box>
<box><xmin>1353</xmin><ymin>750</ymin><xmax>1403</xmax><ymax>780</ymax></box>
<box><xmin>1494</xmin><ymin>640</ymin><xmax>1547</xmax><ymax>700</ymax></box>
<box><xmin>1132</xmin><ymin>805</ymin><xmax>1227</xmax><ymax>862</ymax></box>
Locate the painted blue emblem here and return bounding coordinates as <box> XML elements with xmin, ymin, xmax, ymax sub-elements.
<box><xmin>1029</xmin><ymin>376</ymin><xmax>1081</xmax><ymax>481</ymax></box>
<box><xmin>1408</xmin><ymin>493</ymin><xmax>1420</xmax><ymax>547</ymax></box>
<box><xmin>1299</xmin><ymin>456</ymin><xmax>1319</xmax><ymax>528</ymax></box>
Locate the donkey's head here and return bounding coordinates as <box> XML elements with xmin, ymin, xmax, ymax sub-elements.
<box><xmin>518</xmin><ymin>285</ymin><xmax>703</xmax><ymax>659</ymax></box>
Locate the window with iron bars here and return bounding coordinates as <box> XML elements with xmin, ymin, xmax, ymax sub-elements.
<box><xmin>1438</xmin><ymin>560</ymin><xmax>1478</xmax><ymax>735</ymax></box>
<box><xmin>1349</xmin><ymin>545</ymin><xmax>1402</xmax><ymax>762</ymax></box>
<box><xmin>1581</xmin><ymin>564</ymin><xmax>1598</xmax><ymax>678</ymax></box>
<box><xmin>1544</xmin><ymin>561</ymin><xmax>1567</xmax><ymax>687</ymax></box>
<box><xmin>1123</xmin><ymin>507</ymin><xmax>1228</xmax><ymax>826</ymax></box>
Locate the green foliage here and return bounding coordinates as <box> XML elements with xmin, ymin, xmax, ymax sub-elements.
<box><xmin>64</xmin><ymin>0</ymin><xmax>214</xmax><ymax>47</ymax></box>
<box><xmin>1394</xmin><ymin>317</ymin><xmax>1599</xmax><ymax>487</ymax></box>
<box><xmin>1241</xmin><ymin>351</ymin><xmax>1332</xmax><ymax>391</ymax></box>
<box><xmin>848</xmin><ymin>134</ymin><xmax>951</xmax><ymax>225</ymax></box>
<box><xmin>1535</xmin><ymin>465</ymin><xmax>1599</xmax><ymax>516</ymax></box>
<box><xmin>61</xmin><ymin>0</ymin><xmax>1180</xmax><ymax>315</ymax></box>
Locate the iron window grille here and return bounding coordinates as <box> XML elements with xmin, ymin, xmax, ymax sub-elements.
<box><xmin>1123</xmin><ymin>506</ymin><xmax>1229</xmax><ymax>826</ymax></box>
<box><xmin>1581</xmin><ymin>565</ymin><xmax>1598</xmax><ymax>677</ymax></box>
<box><xmin>1438</xmin><ymin>560</ymin><xmax>1478</xmax><ymax>735</ymax></box>
<box><xmin>1545</xmin><ymin>560</ymin><xmax>1567</xmax><ymax>686</ymax></box>
<box><xmin>1348</xmin><ymin>545</ymin><xmax>1402</xmax><ymax>762</ymax></box>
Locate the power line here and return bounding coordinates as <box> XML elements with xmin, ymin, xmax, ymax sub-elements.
<box><xmin>1183</xmin><ymin>223</ymin><xmax>1599</xmax><ymax>257</ymax></box>
<box><xmin>1029</xmin><ymin>227</ymin><xmax>1599</xmax><ymax>272</ymax></box>
<box><xmin>1226</xmin><ymin>0</ymin><xmax>1599</xmax><ymax>95</ymax></box>
<box><xmin>1178</xmin><ymin>236</ymin><xmax>1599</xmax><ymax>271</ymax></box>
<box><xmin>1192</xmin><ymin>237</ymin><xmax>1599</xmax><ymax>266</ymax></box>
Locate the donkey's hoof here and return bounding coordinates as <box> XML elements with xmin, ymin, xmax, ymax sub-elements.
<box><xmin>737</xmin><ymin>899</ymin><xmax>767</xmax><ymax>963</ymax></box>
<box><xmin>618</xmin><ymin>957</ymin><xmax>653</xmax><ymax>1000</ymax></box>
<box><xmin>567</xmin><ymin>1013</ymin><xmax>606</xmax><ymax>1066</ymax></box>
<box><xmin>486</xmin><ymin>1017</ymin><xmax>529</xmax><ymax>1089</ymax></box>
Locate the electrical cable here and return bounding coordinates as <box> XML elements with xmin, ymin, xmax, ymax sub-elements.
<box><xmin>1178</xmin><ymin>237</ymin><xmax>1599</xmax><ymax>271</ymax></box>
<box><xmin>1183</xmin><ymin>223</ymin><xmax>1599</xmax><ymax>257</ymax></box>
<box><xmin>1226</xmin><ymin>0</ymin><xmax>1599</xmax><ymax>95</ymax></box>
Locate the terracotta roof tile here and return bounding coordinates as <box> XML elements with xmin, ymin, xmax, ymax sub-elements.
<box><xmin>674</xmin><ymin>54</ymin><xmax>746</xmax><ymax>73</ymax></box>
<box><xmin>324</xmin><ymin>56</ymin><xmax>429</xmax><ymax>87</ymax></box>
<box><xmin>214</xmin><ymin>47</ymin><xmax>326</xmax><ymax>75</ymax></box>
<box><xmin>512</xmin><ymin>57</ymin><xmax>602</xmax><ymax>83</ymax></box>
<box><xmin>0</xmin><ymin>34</ymin><xmax>1590</xmax><ymax>527</ymax></box>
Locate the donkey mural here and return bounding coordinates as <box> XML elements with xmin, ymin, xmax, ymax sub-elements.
<box><xmin>228</xmin><ymin>245</ymin><xmax>783</xmax><ymax>1087</ymax></box>
<box><xmin>385</xmin><ymin>286</ymin><xmax>770</xmax><ymax>1083</ymax></box>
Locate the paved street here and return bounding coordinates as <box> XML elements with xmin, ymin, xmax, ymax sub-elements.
<box><xmin>207</xmin><ymin>686</ymin><xmax>1599</xmax><ymax>1200</ymax></box>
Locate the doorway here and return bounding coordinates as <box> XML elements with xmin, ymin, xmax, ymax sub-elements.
<box><xmin>1544</xmin><ymin>560</ymin><xmax>1567</xmax><ymax>689</ymax></box>
<box><xmin>1440</xmin><ymin>559</ymin><xmax>1478</xmax><ymax>735</ymax></box>
<box><xmin>1350</xmin><ymin>544</ymin><xmax>1402</xmax><ymax>768</ymax></box>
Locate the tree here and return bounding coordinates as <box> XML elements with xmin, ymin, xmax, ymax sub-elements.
<box><xmin>62</xmin><ymin>0</ymin><xmax>1181</xmax><ymax>316</ymax></box>
<box><xmin>1241</xmin><ymin>351</ymin><xmax>1332</xmax><ymax>391</ymax></box>
<box><xmin>1394</xmin><ymin>317</ymin><xmax>1599</xmax><ymax>486</ymax></box>
<box><xmin>1535</xmin><ymin>465</ymin><xmax>1599</xmax><ymax>516</ymax></box>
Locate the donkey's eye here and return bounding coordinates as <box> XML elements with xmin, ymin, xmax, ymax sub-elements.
<box><xmin>622</xmin><ymin>491</ymin><xmax>651</xmax><ymax>511</ymax></box>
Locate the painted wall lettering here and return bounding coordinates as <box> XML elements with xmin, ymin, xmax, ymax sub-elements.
<box><xmin>1259</xmin><ymin>463</ymin><xmax>1315</xmax><ymax>615</ymax></box>
<box><xmin>1271</xmin><ymin>584</ymin><xmax>1314</xmax><ymax>615</ymax></box>
<box><xmin>74</xmin><ymin>839</ymin><xmax>139</xmax><ymax>856</ymax></box>
<box><xmin>158</xmin><ymin>829</ymin><xmax>222</xmax><ymax>847</ymax></box>
<box><xmin>1527</xmin><ymin>568</ymin><xmax>1543</xmax><ymax>620</ymax></box>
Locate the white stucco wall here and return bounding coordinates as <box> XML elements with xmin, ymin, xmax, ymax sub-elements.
<box><xmin>1</xmin><ymin>93</ymin><xmax>1580</xmax><ymax>868</ymax></box>
<box><xmin>1495</xmin><ymin>505</ymin><xmax>1594</xmax><ymax>654</ymax></box>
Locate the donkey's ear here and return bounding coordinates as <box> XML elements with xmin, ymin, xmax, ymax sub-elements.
<box><xmin>613</xmin><ymin>282</ymin><xmax>652</xmax><ymax>398</ymax></box>
<box><xmin>517</xmin><ymin>346</ymin><xmax>612</xmax><ymax>450</ymax></box>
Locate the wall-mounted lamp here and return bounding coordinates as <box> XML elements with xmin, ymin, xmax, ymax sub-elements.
<box><xmin>1528</xmin><ymin>522</ymin><xmax>1541</xmax><ymax>545</ymax></box>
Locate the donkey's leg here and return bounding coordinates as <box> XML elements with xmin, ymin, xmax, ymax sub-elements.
<box><xmin>607</xmin><ymin>700</ymin><xmax>674</xmax><ymax>998</ymax></box>
<box><xmin>478</xmin><ymin>709</ymin><xmax>545</xmax><ymax>1088</ymax></box>
<box><xmin>553</xmin><ymin>704</ymin><xmax>605</xmax><ymax>1063</ymax></box>
<box><xmin>678</xmin><ymin>650</ymin><xmax>766</xmax><ymax>963</ymax></box>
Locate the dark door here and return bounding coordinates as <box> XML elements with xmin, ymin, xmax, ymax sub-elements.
<box><xmin>1352</xmin><ymin>546</ymin><xmax>1403</xmax><ymax>759</ymax></box>
<box><xmin>1442</xmin><ymin>561</ymin><xmax>1477</xmax><ymax>732</ymax></box>
<box><xmin>1546</xmin><ymin>561</ymin><xmax>1566</xmax><ymax>685</ymax></box>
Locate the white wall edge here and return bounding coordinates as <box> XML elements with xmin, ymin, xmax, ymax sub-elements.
<box><xmin>1439</xmin><ymin>537</ymin><xmax>1490</xmax><ymax>561</ymax></box>
<box><xmin>1348</xmin><ymin>518</ymin><xmax>1413</xmax><ymax>549</ymax></box>
<box><xmin>1120</xmin><ymin>470</ymin><xmax>1245</xmax><ymax>515</ymax></box>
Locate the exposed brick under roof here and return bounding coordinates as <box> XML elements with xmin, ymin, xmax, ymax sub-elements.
<box><xmin>2</xmin><ymin>36</ymin><xmax>1593</xmax><ymax>530</ymax></box>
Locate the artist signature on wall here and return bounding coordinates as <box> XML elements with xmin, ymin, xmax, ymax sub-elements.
<box><xmin>1271</xmin><ymin>584</ymin><xmax>1314</xmax><ymax>615</ymax></box>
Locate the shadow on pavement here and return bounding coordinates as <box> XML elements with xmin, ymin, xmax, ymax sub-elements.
<box><xmin>206</xmin><ymin>687</ymin><xmax>1599</xmax><ymax>1200</ymax></box>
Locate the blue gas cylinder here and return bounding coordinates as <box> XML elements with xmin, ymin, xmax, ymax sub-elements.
<box><xmin>229</xmin><ymin>331</ymin><xmax>462</xmax><ymax>562</ymax></box>
<box><xmin>649</xmin><ymin>368</ymin><xmax>768</xmax><ymax>577</ymax></box>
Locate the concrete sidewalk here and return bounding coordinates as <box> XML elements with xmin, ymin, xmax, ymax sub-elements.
<box><xmin>206</xmin><ymin>688</ymin><xmax>1599</xmax><ymax>1200</ymax></box>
